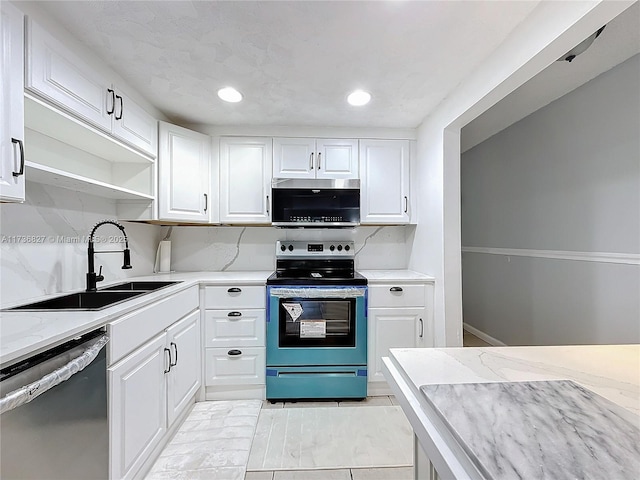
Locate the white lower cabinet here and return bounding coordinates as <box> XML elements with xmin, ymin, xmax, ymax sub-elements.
<box><xmin>108</xmin><ymin>287</ymin><xmax>201</xmax><ymax>480</ymax></box>
<box><xmin>203</xmin><ymin>284</ymin><xmax>266</xmax><ymax>400</ymax></box>
<box><xmin>109</xmin><ymin>334</ymin><xmax>167</xmax><ymax>480</ymax></box>
<box><xmin>205</xmin><ymin>346</ymin><xmax>265</xmax><ymax>386</ymax></box>
<box><xmin>367</xmin><ymin>282</ymin><xmax>433</xmax><ymax>395</ymax></box>
<box><xmin>368</xmin><ymin>308</ymin><xmax>426</xmax><ymax>384</ymax></box>
<box><xmin>166</xmin><ymin>311</ymin><xmax>201</xmax><ymax>426</ymax></box>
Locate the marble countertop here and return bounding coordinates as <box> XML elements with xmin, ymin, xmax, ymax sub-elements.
<box><xmin>360</xmin><ymin>269</ymin><xmax>435</xmax><ymax>283</ymax></box>
<box><xmin>382</xmin><ymin>345</ymin><xmax>640</xmax><ymax>480</ymax></box>
<box><xmin>0</xmin><ymin>269</ymin><xmax>433</xmax><ymax>367</ymax></box>
<box><xmin>0</xmin><ymin>271</ymin><xmax>272</xmax><ymax>367</ymax></box>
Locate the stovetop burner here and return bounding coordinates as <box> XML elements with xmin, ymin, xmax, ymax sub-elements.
<box><xmin>267</xmin><ymin>241</ymin><xmax>367</xmax><ymax>286</ymax></box>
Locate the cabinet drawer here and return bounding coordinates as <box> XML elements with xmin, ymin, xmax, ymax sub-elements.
<box><xmin>204</xmin><ymin>309</ymin><xmax>265</xmax><ymax>347</ymax></box>
<box><xmin>368</xmin><ymin>284</ymin><xmax>426</xmax><ymax>308</ymax></box>
<box><xmin>108</xmin><ymin>286</ymin><xmax>199</xmax><ymax>365</ymax></box>
<box><xmin>204</xmin><ymin>347</ymin><xmax>265</xmax><ymax>386</ymax></box>
<box><xmin>203</xmin><ymin>285</ymin><xmax>265</xmax><ymax>309</ymax></box>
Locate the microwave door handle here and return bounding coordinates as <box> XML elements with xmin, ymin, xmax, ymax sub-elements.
<box><xmin>0</xmin><ymin>334</ymin><xmax>109</xmax><ymax>414</ymax></box>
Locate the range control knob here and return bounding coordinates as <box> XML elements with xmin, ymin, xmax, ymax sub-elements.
<box><xmin>337</xmin><ymin>245</ymin><xmax>343</xmax><ymax>251</ymax></box>
<box><xmin>280</xmin><ymin>244</ymin><xmax>286</xmax><ymax>252</ymax></box>
<box><xmin>345</xmin><ymin>245</ymin><xmax>350</xmax><ymax>251</ymax></box>
<box><xmin>288</xmin><ymin>244</ymin><xmax>294</xmax><ymax>252</ymax></box>
<box><xmin>329</xmin><ymin>245</ymin><xmax>335</xmax><ymax>251</ymax></box>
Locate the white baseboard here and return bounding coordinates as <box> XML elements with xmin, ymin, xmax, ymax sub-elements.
<box><xmin>463</xmin><ymin>323</ymin><xmax>507</xmax><ymax>346</ymax></box>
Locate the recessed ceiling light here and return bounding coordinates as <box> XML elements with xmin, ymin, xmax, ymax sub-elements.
<box><xmin>217</xmin><ymin>87</ymin><xmax>243</xmax><ymax>103</ymax></box>
<box><xmin>347</xmin><ymin>90</ymin><xmax>371</xmax><ymax>106</ymax></box>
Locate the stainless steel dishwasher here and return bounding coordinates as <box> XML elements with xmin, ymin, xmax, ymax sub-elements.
<box><xmin>0</xmin><ymin>329</ymin><xmax>109</xmax><ymax>479</ymax></box>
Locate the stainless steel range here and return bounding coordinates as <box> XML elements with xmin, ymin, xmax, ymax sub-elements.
<box><xmin>266</xmin><ymin>241</ymin><xmax>367</xmax><ymax>401</ymax></box>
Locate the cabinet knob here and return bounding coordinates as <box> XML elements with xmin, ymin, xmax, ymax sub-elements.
<box><xmin>227</xmin><ymin>349</ymin><xmax>242</xmax><ymax>356</ymax></box>
<box><xmin>227</xmin><ymin>287</ymin><xmax>242</xmax><ymax>293</ymax></box>
<box><xmin>389</xmin><ymin>287</ymin><xmax>403</xmax><ymax>292</ymax></box>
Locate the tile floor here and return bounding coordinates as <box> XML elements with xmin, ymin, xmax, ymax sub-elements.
<box><xmin>146</xmin><ymin>397</ymin><xmax>414</xmax><ymax>480</ymax></box>
<box><xmin>247</xmin><ymin>396</ymin><xmax>413</xmax><ymax>480</ymax></box>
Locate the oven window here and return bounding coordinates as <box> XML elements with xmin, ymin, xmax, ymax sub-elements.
<box><xmin>278</xmin><ymin>297</ymin><xmax>356</xmax><ymax>347</ymax></box>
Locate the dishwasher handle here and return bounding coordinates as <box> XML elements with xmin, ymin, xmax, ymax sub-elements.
<box><xmin>0</xmin><ymin>333</ymin><xmax>109</xmax><ymax>414</ymax></box>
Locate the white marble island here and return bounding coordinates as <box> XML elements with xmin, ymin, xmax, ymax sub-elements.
<box><xmin>382</xmin><ymin>345</ymin><xmax>640</xmax><ymax>480</ymax></box>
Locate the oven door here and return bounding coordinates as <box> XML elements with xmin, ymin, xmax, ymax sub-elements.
<box><xmin>266</xmin><ymin>286</ymin><xmax>367</xmax><ymax>366</ymax></box>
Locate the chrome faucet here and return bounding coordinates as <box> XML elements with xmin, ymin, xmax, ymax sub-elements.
<box><xmin>86</xmin><ymin>220</ymin><xmax>132</xmax><ymax>292</ymax></box>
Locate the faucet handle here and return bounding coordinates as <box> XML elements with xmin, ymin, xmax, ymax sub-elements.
<box><xmin>96</xmin><ymin>265</ymin><xmax>105</xmax><ymax>283</ymax></box>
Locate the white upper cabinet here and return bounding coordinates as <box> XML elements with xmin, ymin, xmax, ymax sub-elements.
<box><xmin>0</xmin><ymin>2</ymin><xmax>25</xmax><ymax>203</ymax></box>
<box><xmin>359</xmin><ymin>139</ymin><xmax>411</xmax><ymax>224</ymax></box>
<box><xmin>158</xmin><ymin>122</ymin><xmax>211</xmax><ymax>223</ymax></box>
<box><xmin>109</xmin><ymin>86</ymin><xmax>158</xmax><ymax>157</ymax></box>
<box><xmin>273</xmin><ymin>137</ymin><xmax>358</xmax><ymax>179</ymax></box>
<box><xmin>220</xmin><ymin>137</ymin><xmax>272</xmax><ymax>224</ymax></box>
<box><xmin>25</xmin><ymin>19</ymin><xmax>157</xmax><ymax>158</ymax></box>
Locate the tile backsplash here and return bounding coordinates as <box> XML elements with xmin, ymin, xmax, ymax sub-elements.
<box><xmin>1</xmin><ymin>183</ymin><xmax>413</xmax><ymax>306</ymax></box>
<box><xmin>0</xmin><ymin>183</ymin><xmax>160</xmax><ymax>306</ymax></box>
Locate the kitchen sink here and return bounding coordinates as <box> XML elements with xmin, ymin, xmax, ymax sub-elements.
<box><xmin>99</xmin><ymin>281</ymin><xmax>179</xmax><ymax>292</ymax></box>
<box><xmin>7</xmin><ymin>291</ymin><xmax>147</xmax><ymax>311</ymax></box>
<box><xmin>5</xmin><ymin>281</ymin><xmax>182</xmax><ymax>311</ymax></box>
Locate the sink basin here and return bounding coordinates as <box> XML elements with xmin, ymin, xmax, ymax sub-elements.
<box><xmin>99</xmin><ymin>281</ymin><xmax>179</xmax><ymax>292</ymax></box>
<box><xmin>7</xmin><ymin>291</ymin><xmax>146</xmax><ymax>311</ymax></box>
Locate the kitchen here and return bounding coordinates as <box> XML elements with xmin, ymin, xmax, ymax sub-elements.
<box><xmin>1</xmin><ymin>1</ymin><xmax>638</xmax><ymax>480</ymax></box>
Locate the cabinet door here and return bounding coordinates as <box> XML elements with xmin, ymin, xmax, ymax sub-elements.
<box><xmin>111</xmin><ymin>86</ymin><xmax>158</xmax><ymax>158</ymax></box>
<box><xmin>26</xmin><ymin>19</ymin><xmax>112</xmax><ymax>132</ymax></box>
<box><xmin>316</xmin><ymin>139</ymin><xmax>359</xmax><ymax>179</ymax></box>
<box><xmin>0</xmin><ymin>2</ymin><xmax>25</xmax><ymax>203</ymax></box>
<box><xmin>273</xmin><ymin>137</ymin><xmax>316</xmax><ymax>179</ymax></box>
<box><xmin>360</xmin><ymin>139</ymin><xmax>410</xmax><ymax>224</ymax></box>
<box><xmin>368</xmin><ymin>308</ymin><xmax>425</xmax><ymax>383</ymax></box>
<box><xmin>109</xmin><ymin>334</ymin><xmax>167</xmax><ymax>480</ymax></box>
<box><xmin>158</xmin><ymin>121</ymin><xmax>211</xmax><ymax>222</ymax></box>
<box><xmin>220</xmin><ymin>137</ymin><xmax>272</xmax><ymax>223</ymax></box>
<box><xmin>166</xmin><ymin>310</ymin><xmax>201</xmax><ymax>426</ymax></box>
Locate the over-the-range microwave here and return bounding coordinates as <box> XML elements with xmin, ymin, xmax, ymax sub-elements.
<box><xmin>271</xmin><ymin>178</ymin><xmax>360</xmax><ymax>228</ymax></box>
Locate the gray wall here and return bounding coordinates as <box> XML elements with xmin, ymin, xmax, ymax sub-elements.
<box><xmin>461</xmin><ymin>54</ymin><xmax>639</xmax><ymax>345</ymax></box>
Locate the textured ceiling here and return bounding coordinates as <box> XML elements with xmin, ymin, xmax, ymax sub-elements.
<box><xmin>29</xmin><ymin>0</ymin><xmax>540</xmax><ymax>128</ymax></box>
<box><xmin>462</xmin><ymin>2</ymin><xmax>640</xmax><ymax>151</ymax></box>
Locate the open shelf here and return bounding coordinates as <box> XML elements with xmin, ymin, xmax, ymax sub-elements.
<box><xmin>26</xmin><ymin>162</ymin><xmax>154</xmax><ymax>201</ymax></box>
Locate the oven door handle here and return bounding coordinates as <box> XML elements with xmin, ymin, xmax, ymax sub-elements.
<box><xmin>0</xmin><ymin>334</ymin><xmax>109</xmax><ymax>414</ymax></box>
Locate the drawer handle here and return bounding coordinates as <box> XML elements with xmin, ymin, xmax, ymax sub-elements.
<box><xmin>389</xmin><ymin>287</ymin><xmax>404</xmax><ymax>292</ymax></box>
<box><xmin>170</xmin><ymin>342</ymin><xmax>178</xmax><ymax>366</ymax></box>
<box><xmin>227</xmin><ymin>349</ymin><xmax>242</xmax><ymax>356</ymax></box>
<box><xmin>228</xmin><ymin>311</ymin><xmax>242</xmax><ymax>317</ymax></box>
<box><xmin>164</xmin><ymin>348</ymin><xmax>172</xmax><ymax>373</ymax></box>
<box><xmin>227</xmin><ymin>287</ymin><xmax>242</xmax><ymax>293</ymax></box>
